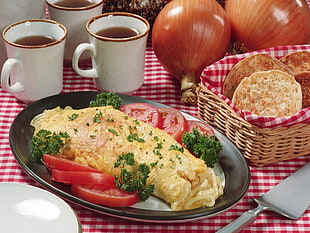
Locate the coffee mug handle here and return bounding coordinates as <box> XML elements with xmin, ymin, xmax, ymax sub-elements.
<box><xmin>1</xmin><ymin>58</ymin><xmax>24</xmax><ymax>93</ymax></box>
<box><xmin>72</xmin><ymin>43</ymin><xmax>98</xmax><ymax>77</ymax></box>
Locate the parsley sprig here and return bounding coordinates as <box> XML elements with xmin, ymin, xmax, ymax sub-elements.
<box><xmin>31</xmin><ymin>129</ymin><xmax>70</xmax><ymax>163</ymax></box>
<box><xmin>127</xmin><ymin>133</ymin><xmax>145</xmax><ymax>143</ymax></box>
<box><xmin>89</xmin><ymin>92</ymin><xmax>122</xmax><ymax>109</ymax></box>
<box><xmin>182</xmin><ymin>129</ymin><xmax>222</xmax><ymax>168</ymax></box>
<box><xmin>114</xmin><ymin>153</ymin><xmax>155</xmax><ymax>201</ymax></box>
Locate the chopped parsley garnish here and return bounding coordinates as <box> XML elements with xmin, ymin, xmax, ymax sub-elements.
<box><xmin>133</xmin><ymin>119</ymin><xmax>140</xmax><ymax>125</ymax></box>
<box><xmin>155</xmin><ymin>142</ymin><xmax>163</xmax><ymax>149</ymax></box>
<box><xmin>169</xmin><ymin>144</ymin><xmax>184</xmax><ymax>152</ymax></box>
<box><xmin>31</xmin><ymin>129</ymin><xmax>70</xmax><ymax>163</ymax></box>
<box><xmin>107</xmin><ymin>117</ymin><xmax>114</xmax><ymax>122</ymax></box>
<box><xmin>68</xmin><ymin>113</ymin><xmax>79</xmax><ymax>121</ymax></box>
<box><xmin>114</xmin><ymin>153</ymin><xmax>155</xmax><ymax>201</ymax></box>
<box><xmin>93</xmin><ymin>110</ymin><xmax>103</xmax><ymax>123</ymax></box>
<box><xmin>108</xmin><ymin>128</ymin><xmax>119</xmax><ymax>136</ymax></box>
<box><xmin>182</xmin><ymin>128</ymin><xmax>222</xmax><ymax>168</ymax></box>
<box><xmin>127</xmin><ymin>133</ymin><xmax>145</xmax><ymax>143</ymax></box>
<box><xmin>150</xmin><ymin>161</ymin><xmax>158</xmax><ymax>168</ymax></box>
<box><xmin>89</xmin><ymin>92</ymin><xmax>122</xmax><ymax>109</ymax></box>
<box><xmin>153</xmin><ymin>149</ymin><xmax>162</xmax><ymax>158</ymax></box>
<box><xmin>114</xmin><ymin>153</ymin><xmax>135</xmax><ymax>167</ymax></box>
<box><xmin>129</xmin><ymin>125</ymin><xmax>137</xmax><ymax>131</ymax></box>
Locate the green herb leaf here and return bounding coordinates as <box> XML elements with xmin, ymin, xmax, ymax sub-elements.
<box><xmin>89</xmin><ymin>92</ymin><xmax>122</xmax><ymax>109</ymax></box>
<box><xmin>169</xmin><ymin>144</ymin><xmax>184</xmax><ymax>152</ymax></box>
<box><xmin>114</xmin><ymin>153</ymin><xmax>135</xmax><ymax>167</ymax></box>
<box><xmin>182</xmin><ymin>128</ymin><xmax>222</xmax><ymax>168</ymax></box>
<box><xmin>31</xmin><ymin>129</ymin><xmax>70</xmax><ymax>163</ymax></box>
<box><xmin>108</xmin><ymin>128</ymin><xmax>119</xmax><ymax>136</ymax></box>
<box><xmin>127</xmin><ymin>133</ymin><xmax>145</xmax><ymax>143</ymax></box>
<box><xmin>139</xmin><ymin>184</ymin><xmax>155</xmax><ymax>201</ymax></box>
<box><xmin>93</xmin><ymin>110</ymin><xmax>103</xmax><ymax>123</ymax></box>
<box><xmin>68</xmin><ymin>113</ymin><xmax>79</xmax><ymax>121</ymax></box>
<box><xmin>114</xmin><ymin>153</ymin><xmax>154</xmax><ymax>201</ymax></box>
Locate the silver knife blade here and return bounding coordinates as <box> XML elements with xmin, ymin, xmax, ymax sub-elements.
<box><xmin>255</xmin><ymin>162</ymin><xmax>310</xmax><ymax>219</ymax></box>
<box><xmin>217</xmin><ymin>162</ymin><xmax>310</xmax><ymax>233</ymax></box>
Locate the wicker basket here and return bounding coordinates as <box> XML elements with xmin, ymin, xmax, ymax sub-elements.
<box><xmin>197</xmin><ymin>83</ymin><xmax>310</xmax><ymax>167</ymax></box>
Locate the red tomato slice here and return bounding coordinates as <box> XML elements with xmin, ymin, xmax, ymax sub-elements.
<box><xmin>158</xmin><ymin>108</ymin><xmax>188</xmax><ymax>143</ymax></box>
<box><xmin>51</xmin><ymin>170</ymin><xmax>116</xmax><ymax>187</ymax></box>
<box><xmin>43</xmin><ymin>154</ymin><xmax>100</xmax><ymax>173</ymax></box>
<box><xmin>120</xmin><ymin>103</ymin><xmax>161</xmax><ymax>128</ymax></box>
<box><xmin>71</xmin><ymin>184</ymin><xmax>139</xmax><ymax>207</ymax></box>
<box><xmin>186</xmin><ymin>120</ymin><xmax>215</xmax><ymax>137</ymax></box>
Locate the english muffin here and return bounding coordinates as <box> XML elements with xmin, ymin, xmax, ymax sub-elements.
<box><xmin>232</xmin><ymin>70</ymin><xmax>302</xmax><ymax>117</ymax></box>
<box><xmin>223</xmin><ymin>54</ymin><xmax>293</xmax><ymax>100</ymax></box>
<box><xmin>294</xmin><ymin>71</ymin><xmax>310</xmax><ymax>108</ymax></box>
<box><xmin>280</xmin><ymin>51</ymin><xmax>310</xmax><ymax>74</ymax></box>
<box><xmin>280</xmin><ymin>51</ymin><xmax>310</xmax><ymax>108</ymax></box>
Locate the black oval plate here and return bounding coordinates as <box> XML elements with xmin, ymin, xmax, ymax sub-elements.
<box><xmin>9</xmin><ymin>91</ymin><xmax>250</xmax><ymax>223</ymax></box>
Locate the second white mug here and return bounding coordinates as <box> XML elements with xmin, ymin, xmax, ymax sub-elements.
<box><xmin>72</xmin><ymin>12</ymin><xmax>150</xmax><ymax>94</ymax></box>
<box><xmin>46</xmin><ymin>0</ymin><xmax>104</xmax><ymax>66</ymax></box>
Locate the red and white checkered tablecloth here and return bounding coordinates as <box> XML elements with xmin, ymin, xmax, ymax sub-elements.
<box><xmin>1</xmin><ymin>40</ymin><xmax>310</xmax><ymax>233</ymax></box>
<box><xmin>2</xmin><ymin>7</ymin><xmax>310</xmax><ymax>233</ymax></box>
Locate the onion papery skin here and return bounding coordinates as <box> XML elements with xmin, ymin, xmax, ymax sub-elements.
<box><xmin>152</xmin><ymin>0</ymin><xmax>231</xmax><ymax>104</ymax></box>
<box><xmin>225</xmin><ymin>0</ymin><xmax>310</xmax><ymax>51</ymax></box>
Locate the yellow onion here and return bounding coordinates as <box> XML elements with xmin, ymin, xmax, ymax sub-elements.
<box><xmin>225</xmin><ymin>0</ymin><xmax>310</xmax><ymax>51</ymax></box>
<box><xmin>152</xmin><ymin>0</ymin><xmax>231</xmax><ymax>104</ymax></box>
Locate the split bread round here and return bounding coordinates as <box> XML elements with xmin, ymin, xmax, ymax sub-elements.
<box><xmin>294</xmin><ymin>71</ymin><xmax>310</xmax><ymax>108</ymax></box>
<box><xmin>232</xmin><ymin>70</ymin><xmax>302</xmax><ymax>117</ymax></box>
<box><xmin>280</xmin><ymin>51</ymin><xmax>310</xmax><ymax>108</ymax></box>
<box><xmin>280</xmin><ymin>51</ymin><xmax>310</xmax><ymax>74</ymax></box>
<box><xmin>223</xmin><ymin>54</ymin><xmax>293</xmax><ymax>100</ymax></box>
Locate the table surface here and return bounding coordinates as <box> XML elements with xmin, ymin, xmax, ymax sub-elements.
<box><xmin>1</xmin><ymin>18</ymin><xmax>310</xmax><ymax>233</ymax></box>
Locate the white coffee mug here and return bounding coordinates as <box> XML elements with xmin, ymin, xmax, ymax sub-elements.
<box><xmin>1</xmin><ymin>19</ymin><xmax>67</xmax><ymax>104</ymax></box>
<box><xmin>46</xmin><ymin>0</ymin><xmax>104</xmax><ymax>66</ymax></box>
<box><xmin>72</xmin><ymin>12</ymin><xmax>150</xmax><ymax>94</ymax></box>
<box><xmin>0</xmin><ymin>0</ymin><xmax>46</xmax><ymax>69</ymax></box>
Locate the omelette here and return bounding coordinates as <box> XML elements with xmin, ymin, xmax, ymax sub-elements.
<box><xmin>31</xmin><ymin>106</ymin><xmax>223</xmax><ymax>210</ymax></box>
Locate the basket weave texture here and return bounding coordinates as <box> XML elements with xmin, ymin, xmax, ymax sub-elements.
<box><xmin>197</xmin><ymin>83</ymin><xmax>310</xmax><ymax>167</ymax></box>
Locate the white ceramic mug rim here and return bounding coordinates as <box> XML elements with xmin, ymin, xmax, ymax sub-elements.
<box><xmin>46</xmin><ymin>0</ymin><xmax>104</xmax><ymax>11</ymax></box>
<box><xmin>2</xmin><ymin>19</ymin><xmax>67</xmax><ymax>49</ymax></box>
<box><xmin>86</xmin><ymin>12</ymin><xmax>150</xmax><ymax>42</ymax></box>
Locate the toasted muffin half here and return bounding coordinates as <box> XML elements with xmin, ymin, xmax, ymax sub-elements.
<box><xmin>223</xmin><ymin>54</ymin><xmax>293</xmax><ymax>100</ymax></box>
<box><xmin>280</xmin><ymin>51</ymin><xmax>310</xmax><ymax>108</ymax></box>
<box><xmin>232</xmin><ymin>70</ymin><xmax>302</xmax><ymax>117</ymax></box>
<box><xmin>294</xmin><ymin>71</ymin><xmax>310</xmax><ymax>108</ymax></box>
<box><xmin>280</xmin><ymin>51</ymin><xmax>310</xmax><ymax>74</ymax></box>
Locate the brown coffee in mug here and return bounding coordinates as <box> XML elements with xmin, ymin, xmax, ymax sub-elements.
<box><xmin>96</xmin><ymin>27</ymin><xmax>139</xmax><ymax>39</ymax></box>
<box><xmin>14</xmin><ymin>35</ymin><xmax>56</xmax><ymax>46</ymax></box>
<box><xmin>54</xmin><ymin>0</ymin><xmax>94</xmax><ymax>8</ymax></box>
